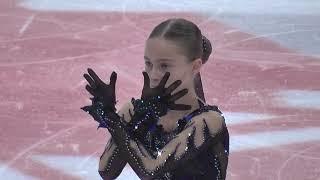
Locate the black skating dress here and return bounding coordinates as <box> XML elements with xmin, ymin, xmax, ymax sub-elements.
<box><xmin>99</xmin><ymin>99</ymin><xmax>229</xmax><ymax>180</ymax></box>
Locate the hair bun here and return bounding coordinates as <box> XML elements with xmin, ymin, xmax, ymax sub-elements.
<box><xmin>201</xmin><ymin>35</ymin><xmax>212</xmax><ymax>64</ymax></box>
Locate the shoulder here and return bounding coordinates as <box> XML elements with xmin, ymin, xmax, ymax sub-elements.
<box><xmin>116</xmin><ymin>99</ymin><xmax>135</xmax><ymax>123</ymax></box>
<box><xmin>192</xmin><ymin>108</ymin><xmax>225</xmax><ymax>135</ymax></box>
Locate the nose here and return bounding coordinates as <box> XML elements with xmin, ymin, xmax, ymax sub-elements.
<box><xmin>148</xmin><ymin>69</ymin><xmax>162</xmax><ymax>84</ymax></box>
<box><xmin>150</xmin><ymin>79</ymin><xmax>160</xmax><ymax>87</ymax></box>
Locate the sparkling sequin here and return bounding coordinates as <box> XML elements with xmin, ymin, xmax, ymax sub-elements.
<box><xmin>84</xmin><ymin>97</ymin><xmax>229</xmax><ymax>179</ymax></box>
<box><xmin>132</xmin><ymin>99</ymin><xmax>229</xmax><ymax>179</ymax></box>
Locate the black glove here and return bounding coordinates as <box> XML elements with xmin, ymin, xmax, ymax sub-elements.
<box><xmin>127</xmin><ymin>71</ymin><xmax>192</xmax><ymax>138</ymax></box>
<box><xmin>80</xmin><ymin>71</ymin><xmax>194</xmax><ymax>155</ymax></box>
<box><xmin>141</xmin><ymin>71</ymin><xmax>192</xmax><ymax>113</ymax></box>
<box><xmin>81</xmin><ymin>68</ymin><xmax>118</xmax><ymax>129</ymax></box>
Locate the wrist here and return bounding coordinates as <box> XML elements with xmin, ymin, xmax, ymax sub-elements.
<box><xmin>92</xmin><ymin>96</ymin><xmax>117</xmax><ymax>113</ymax></box>
<box><xmin>131</xmin><ymin>97</ymin><xmax>168</xmax><ymax>117</ymax></box>
<box><xmin>125</xmin><ymin>97</ymin><xmax>164</xmax><ymax>137</ymax></box>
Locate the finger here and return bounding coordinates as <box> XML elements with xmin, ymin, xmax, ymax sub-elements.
<box><xmin>88</xmin><ymin>68</ymin><xmax>103</xmax><ymax>84</ymax></box>
<box><xmin>85</xmin><ymin>85</ymin><xmax>95</xmax><ymax>96</ymax></box>
<box><xmin>164</xmin><ymin>80</ymin><xmax>182</xmax><ymax>96</ymax></box>
<box><xmin>168</xmin><ymin>103</ymin><xmax>192</xmax><ymax>111</ymax></box>
<box><xmin>158</xmin><ymin>72</ymin><xmax>170</xmax><ymax>88</ymax></box>
<box><xmin>110</xmin><ymin>71</ymin><xmax>117</xmax><ymax>89</ymax></box>
<box><xmin>83</xmin><ymin>74</ymin><xmax>96</xmax><ymax>88</ymax></box>
<box><xmin>142</xmin><ymin>71</ymin><xmax>150</xmax><ymax>89</ymax></box>
<box><xmin>169</xmin><ymin>88</ymin><xmax>188</xmax><ymax>102</ymax></box>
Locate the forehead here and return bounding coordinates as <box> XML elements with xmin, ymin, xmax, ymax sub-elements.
<box><xmin>144</xmin><ymin>38</ymin><xmax>187</xmax><ymax>63</ymax></box>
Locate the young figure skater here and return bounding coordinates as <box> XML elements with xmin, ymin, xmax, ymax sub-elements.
<box><xmin>81</xmin><ymin>18</ymin><xmax>229</xmax><ymax>180</ymax></box>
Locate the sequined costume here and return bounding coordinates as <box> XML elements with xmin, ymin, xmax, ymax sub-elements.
<box><xmin>97</xmin><ymin>99</ymin><xmax>229</xmax><ymax>180</ymax></box>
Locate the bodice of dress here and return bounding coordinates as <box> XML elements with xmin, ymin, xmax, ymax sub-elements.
<box><xmin>136</xmin><ymin>99</ymin><xmax>230</xmax><ymax>180</ymax></box>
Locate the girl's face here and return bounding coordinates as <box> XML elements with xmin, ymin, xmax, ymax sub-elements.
<box><xmin>144</xmin><ymin>38</ymin><xmax>202</xmax><ymax>94</ymax></box>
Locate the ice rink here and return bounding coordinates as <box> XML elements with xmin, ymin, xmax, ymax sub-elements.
<box><xmin>0</xmin><ymin>0</ymin><xmax>320</xmax><ymax>179</ymax></box>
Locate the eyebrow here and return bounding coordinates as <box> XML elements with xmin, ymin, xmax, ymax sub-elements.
<box><xmin>144</xmin><ymin>56</ymin><xmax>172</xmax><ymax>62</ymax></box>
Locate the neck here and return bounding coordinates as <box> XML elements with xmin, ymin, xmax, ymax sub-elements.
<box><xmin>168</xmin><ymin>87</ymin><xmax>201</xmax><ymax>116</ymax></box>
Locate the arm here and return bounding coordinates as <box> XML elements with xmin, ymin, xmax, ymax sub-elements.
<box><xmin>98</xmin><ymin>137</ymin><xmax>126</xmax><ymax>180</ymax></box>
<box><xmin>81</xmin><ymin>70</ymin><xmax>225</xmax><ymax>178</ymax></box>
<box><xmin>110</xmin><ymin>110</ymin><xmax>226</xmax><ymax>179</ymax></box>
<box><xmin>209</xmin><ymin>119</ymin><xmax>229</xmax><ymax>180</ymax></box>
<box><xmin>82</xmin><ymin>96</ymin><xmax>163</xmax><ymax>179</ymax></box>
<box><xmin>98</xmin><ymin>101</ymin><xmax>134</xmax><ymax>179</ymax></box>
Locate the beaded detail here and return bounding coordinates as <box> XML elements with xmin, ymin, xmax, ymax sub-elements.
<box><xmin>83</xmin><ymin>97</ymin><xmax>229</xmax><ymax>179</ymax></box>
<box><xmin>202</xmin><ymin>35</ymin><xmax>207</xmax><ymax>53</ymax></box>
<box><xmin>105</xmin><ymin>147</ymin><xmax>120</xmax><ymax>172</ymax></box>
<box><xmin>134</xmin><ymin>99</ymin><xmax>229</xmax><ymax>179</ymax></box>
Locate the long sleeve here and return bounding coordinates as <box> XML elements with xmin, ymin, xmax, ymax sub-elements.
<box><xmin>111</xmin><ymin>110</ymin><xmax>226</xmax><ymax>179</ymax></box>
<box><xmin>98</xmin><ymin>137</ymin><xmax>127</xmax><ymax>179</ymax></box>
<box><xmin>98</xmin><ymin>101</ymin><xmax>136</xmax><ymax>179</ymax></box>
<box><xmin>208</xmin><ymin>122</ymin><xmax>229</xmax><ymax>180</ymax></box>
<box><xmin>81</xmin><ymin>96</ymin><xmax>227</xmax><ymax>179</ymax></box>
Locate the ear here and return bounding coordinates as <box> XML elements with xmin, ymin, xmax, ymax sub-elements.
<box><xmin>192</xmin><ymin>58</ymin><xmax>202</xmax><ymax>75</ymax></box>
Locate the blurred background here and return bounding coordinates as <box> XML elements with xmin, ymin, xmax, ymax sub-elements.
<box><xmin>0</xmin><ymin>0</ymin><xmax>320</xmax><ymax>179</ymax></box>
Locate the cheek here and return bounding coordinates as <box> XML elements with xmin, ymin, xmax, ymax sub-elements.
<box><xmin>177</xmin><ymin>71</ymin><xmax>194</xmax><ymax>88</ymax></box>
<box><xmin>166</xmin><ymin>72</ymin><xmax>185</xmax><ymax>88</ymax></box>
<box><xmin>164</xmin><ymin>68</ymin><xmax>190</xmax><ymax>87</ymax></box>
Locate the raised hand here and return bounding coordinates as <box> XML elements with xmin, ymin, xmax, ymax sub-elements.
<box><xmin>141</xmin><ymin>71</ymin><xmax>192</xmax><ymax>111</ymax></box>
<box><xmin>80</xmin><ymin>68</ymin><xmax>119</xmax><ymax>129</ymax></box>
<box><xmin>82</xmin><ymin>68</ymin><xmax>117</xmax><ymax>112</ymax></box>
<box><xmin>126</xmin><ymin>72</ymin><xmax>192</xmax><ymax>137</ymax></box>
